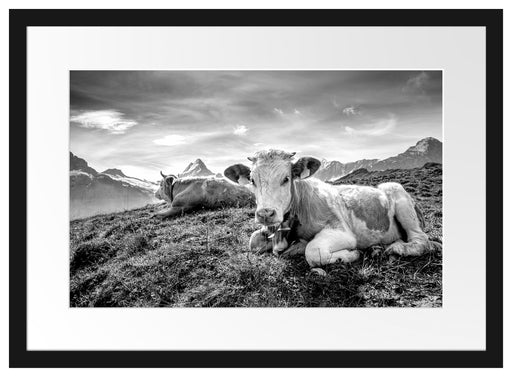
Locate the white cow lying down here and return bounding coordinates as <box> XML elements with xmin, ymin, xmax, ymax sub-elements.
<box><xmin>224</xmin><ymin>150</ymin><xmax>440</xmax><ymax>274</ymax></box>
<box><xmin>154</xmin><ymin>172</ymin><xmax>254</xmax><ymax>219</ymax></box>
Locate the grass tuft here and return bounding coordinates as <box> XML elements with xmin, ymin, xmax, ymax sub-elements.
<box><xmin>70</xmin><ymin>239</ymin><xmax>116</xmax><ymax>273</ymax></box>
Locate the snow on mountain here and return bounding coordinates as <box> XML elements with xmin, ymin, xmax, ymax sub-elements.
<box><xmin>70</xmin><ymin>153</ymin><xmax>159</xmax><ymax>220</ymax></box>
<box><xmin>179</xmin><ymin>158</ymin><xmax>215</xmax><ymax>178</ymax></box>
<box><xmin>314</xmin><ymin>160</ymin><xmax>348</xmax><ymax>181</ymax></box>
<box><xmin>101</xmin><ymin>169</ymin><xmax>158</xmax><ymax>193</ymax></box>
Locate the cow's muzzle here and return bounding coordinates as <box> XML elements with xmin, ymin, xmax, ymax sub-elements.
<box><xmin>256</xmin><ymin>207</ymin><xmax>278</xmax><ymax>225</ymax></box>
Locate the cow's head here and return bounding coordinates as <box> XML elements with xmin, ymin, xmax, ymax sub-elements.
<box><xmin>224</xmin><ymin>150</ymin><xmax>320</xmax><ymax>226</ymax></box>
<box><xmin>155</xmin><ymin>171</ymin><xmax>177</xmax><ymax>203</ymax></box>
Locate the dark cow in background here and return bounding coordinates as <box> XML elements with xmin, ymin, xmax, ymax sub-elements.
<box><xmin>154</xmin><ymin>172</ymin><xmax>255</xmax><ymax>219</ymax></box>
<box><xmin>225</xmin><ymin>150</ymin><xmax>440</xmax><ymax>275</ymax></box>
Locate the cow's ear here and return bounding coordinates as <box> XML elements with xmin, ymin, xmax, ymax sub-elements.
<box><xmin>291</xmin><ymin>157</ymin><xmax>321</xmax><ymax>179</ymax></box>
<box><xmin>224</xmin><ymin>164</ymin><xmax>251</xmax><ymax>185</ymax></box>
<box><xmin>165</xmin><ymin>175</ymin><xmax>177</xmax><ymax>186</ymax></box>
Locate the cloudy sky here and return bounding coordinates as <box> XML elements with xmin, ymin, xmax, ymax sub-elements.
<box><xmin>70</xmin><ymin>71</ymin><xmax>442</xmax><ymax>181</ymax></box>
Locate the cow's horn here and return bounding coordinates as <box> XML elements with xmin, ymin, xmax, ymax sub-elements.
<box><xmin>160</xmin><ymin>171</ymin><xmax>166</xmax><ymax>178</ymax></box>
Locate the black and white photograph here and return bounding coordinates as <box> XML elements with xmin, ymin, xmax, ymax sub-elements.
<box><xmin>69</xmin><ymin>70</ymin><xmax>443</xmax><ymax>308</ymax></box>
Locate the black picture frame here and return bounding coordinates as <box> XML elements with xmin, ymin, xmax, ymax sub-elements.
<box><xmin>9</xmin><ymin>9</ymin><xmax>503</xmax><ymax>368</ymax></box>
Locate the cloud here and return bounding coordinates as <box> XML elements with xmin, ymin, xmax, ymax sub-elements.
<box><xmin>153</xmin><ymin>134</ymin><xmax>188</xmax><ymax>146</ymax></box>
<box><xmin>403</xmin><ymin>72</ymin><xmax>429</xmax><ymax>95</ymax></box>
<box><xmin>70</xmin><ymin>110</ymin><xmax>137</xmax><ymax>134</ymax></box>
<box><xmin>342</xmin><ymin>106</ymin><xmax>361</xmax><ymax>116</ymax></box>
<box><xmin>273</xmin><ymin>107</ymin><xmax>303</xmax><ymax>121</ymax></box>
<box><xmin>344</xmin><ymin>115</ymin><xmax>397</xmax><ymax>137</ymax></box>
<box><xmin>233</xmin><ymin>124</ymin><xmax>248</xmax><ymax>136</ymax></box>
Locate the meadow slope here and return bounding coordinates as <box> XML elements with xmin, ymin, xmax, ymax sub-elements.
<box><xmin>70</xmin><ymin>163</ymin><xmax>442</xmax><ymax>307</ymax></box>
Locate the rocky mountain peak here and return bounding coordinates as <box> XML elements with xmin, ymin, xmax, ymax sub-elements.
<box><xmin>180</xmin><ymin>158</ymin><xmax>214</xmax><ymax>178</ymax></box>
<box><xmin>102</xmin><ymin>168</ymin><xmax>127</xmax><ymax>177</ymax></box>
<box><xmin>70</xmin><ymin>152</ymin><xmax>98</xmax><ymax>176</ymax></box>
<box><xmin>405</xmin><ymin>137</ymin><xmax>442</xmax><ymax>155</ymax></box>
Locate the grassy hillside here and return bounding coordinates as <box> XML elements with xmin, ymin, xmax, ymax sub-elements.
<box><xmin>70</xmin><ymin>164</ymin><xmax>442</xmax><ymax>307</ymax></box>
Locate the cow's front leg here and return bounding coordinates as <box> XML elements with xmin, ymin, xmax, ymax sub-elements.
<box><xmin>305</xmin><ymin>229</ymin><xmax>359</xmax><ymax>275</ymax></box>
<box><xmin>280</xmin><ymin>239</ymin><xmax>307</xmax><ymax>258</ymax></box>
<box><xmin>154</xmin><ymin>205</ymin><xmax>192</xmax><ymax>220</ymax></box>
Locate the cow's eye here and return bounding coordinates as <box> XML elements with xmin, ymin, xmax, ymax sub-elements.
<box><xmin>250</xmin><ymin>178</ymin><xmax>256</xmax><ymax>186</ymax></box>
<box><xmin>281</xmin><ymin>177</ymin><xmax>289</xmax><ymax>185</ymax></box>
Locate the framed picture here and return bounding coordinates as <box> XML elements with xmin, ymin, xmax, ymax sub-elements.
<box><xmin>9</xmin><ymin>9</ymin><xmax>502</xmax><ymax>368</ymax></box>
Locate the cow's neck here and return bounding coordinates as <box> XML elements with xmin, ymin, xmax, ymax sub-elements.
<box><xmin>165</xmin><ymin>181</ymin><xmax>174</xmax><ymax>202</ymax></box>
<box><xmin>289</xmin><ymin>180</ymin><xmax>311</xmax><ymax>223</ymax></box>
<box><xmin>288</xmin><ymin>179</ymin><xmax>335</xmax><ymax>240</ymax></box>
